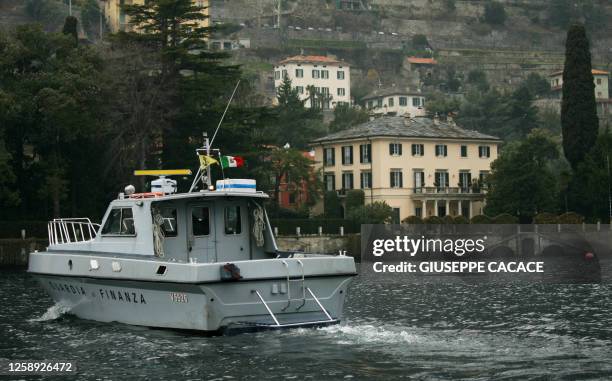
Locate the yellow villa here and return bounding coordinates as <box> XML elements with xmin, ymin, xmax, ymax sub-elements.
<box><xmin>100</xmin><ymin>0</ymin><xmax>210</xmax><ymax>33</ymax></box>
<box><xmin>311</xmin><ymin>116</ymin><xmax>502</xmax><ymax>223</ymax></box>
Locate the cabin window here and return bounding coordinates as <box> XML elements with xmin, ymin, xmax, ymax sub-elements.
<box><xmin>224</xmin><ymin>206</ymin><xmax>242</xmax><ymax>235</ymax></box>
<box><xmin>192</xmin><ymin>207</ymin><xmax>210</xmax><ymax>236</ymax></box>
<box><xmin>101</xmin><ymin>207</ymin><xmax>135</xmax><ymax>235</ymax></box>
<box><xmin>160</xmin><ymin>208</ymin><xmax>178</xmax><ymax>237</ymax></box>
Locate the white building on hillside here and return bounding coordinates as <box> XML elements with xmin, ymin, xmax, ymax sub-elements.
<box><xmin>273</xmin><ymin>55</ymin><xmax>351</xmax><ymax>109</ymax></box>
<box><xmin>362</xmin><ymin>87</ymin><xmax>427</xmax><ymax>117</ymax></box>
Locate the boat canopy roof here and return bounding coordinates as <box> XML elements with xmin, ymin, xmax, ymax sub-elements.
<box><xmin>117</xmin><ymin>190</ymin><xmax>269</xmax><ymax>204</ymax></box>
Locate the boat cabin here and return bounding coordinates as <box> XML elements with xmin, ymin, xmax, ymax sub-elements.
<box><xmin>49</xmin><ymin>183</ymin><xmax>278</xmax><ymax>263</ymax></box>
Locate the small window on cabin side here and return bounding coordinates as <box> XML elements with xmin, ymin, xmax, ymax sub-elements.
<box><xmin>224</xmin><ymin>206</ymin><xmax>241</xmax><ymax>235</ymax></box>
<box><xmin>160</xmin><ymin>208</ymin><xmax>178</xmax><ymax>237</ymax></box>
<box><xmin>102</xmin><ymin>207</ymin><xmax>135</xmax><ymax>235</ymax></box>
<box><xmin>192</xmin><ymin>207</ymin><xmax>210</xmax><ymax>236</ymax></box>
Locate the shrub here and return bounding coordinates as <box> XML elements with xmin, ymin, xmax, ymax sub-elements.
<box><xmin>345</xmin><ymin>189</ymin><xmax>365</xmax><ymax>212</ymax></box>
<box><xmin>557</xmin><ymin>212</ymin><xmax>585</xmax><ymax>224</ymax></box>
<box><xmin>492</xmin><ymin>213</ymin><xmax>519</xmax><ymax>224</ymax></box>
<box><xmin>324</xmin><ymin>191</ymin><xmax>342</xmax><ymax>218</ymax></box>
<box><xmin>533</xmin><ymin>212</ymin><xmax>559</xmax><ymax>224</ymax></box>
<box><xmin>442</xmin><ymin>215</ymin><xmax>455</xmax><ymax>224</ymax></box>
<box><xmin>453</xmin><ymin>215</ymin><xmax>469</xmax><ymax>224</ymax></box>
<box><xmin>470</xmin><ymin>214</ymin><xmax>492</xmax><ymax>224</ymax></box>
<box><xmin>483</xmin><ymin>1</ymin><xmax>506</xmax><ymax>25</ymax></box>
<box><xmin>347</xmin><ymin>201</ymin><xmax>394</xmax><ymax>224</ymax></box>
<box><xmin>401</xmin><ymin>215</ymin><xmax>423</xmax><ymax>224</ymax></box>
<box><xmin>423</xmin><ymin>216</ymin><xmax>443</xmax><ymax>224</ymax></box>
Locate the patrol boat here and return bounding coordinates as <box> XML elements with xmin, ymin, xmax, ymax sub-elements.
<box><xmin>28</xmin><ymin>136</ymin><xmax>356</xmax><ymax>333</ymax></box>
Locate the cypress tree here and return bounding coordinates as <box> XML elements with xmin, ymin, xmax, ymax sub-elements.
<box><xmin>62</xmin><ymin>16</ymin><xmax>79</xmax><ymax>44</ymax></box>
<box><xmin>561</xmin><ymin>24</ymin><xmax>599</xmax><ymax>169</ymax></box>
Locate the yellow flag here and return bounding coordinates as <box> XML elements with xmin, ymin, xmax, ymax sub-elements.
<box><xmin>199</xmin><ymin>155</ymin><xmax>218</xmax><ymax>169</ymax></box>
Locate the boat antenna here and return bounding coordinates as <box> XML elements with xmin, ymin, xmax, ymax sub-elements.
<box><xmin>188</xmin><ymin>80</ymin><xmax>240</xmax><ymax>192</ymax></box>
<box><xmin>210</xmin><ymin>80</ymin><xmax>241</xmax><ymax>147</ymax></box>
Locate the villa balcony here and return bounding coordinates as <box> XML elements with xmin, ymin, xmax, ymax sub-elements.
<box><xmin>410</xmin><ymin>187</ymin><xmax>486</xmax><ymax>199</ymax></box>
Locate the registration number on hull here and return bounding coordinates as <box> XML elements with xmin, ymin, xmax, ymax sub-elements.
<box><xmin>170</xmin><ymin>292</ymin><xmax>188</xmax><ymax>303</ymax></box>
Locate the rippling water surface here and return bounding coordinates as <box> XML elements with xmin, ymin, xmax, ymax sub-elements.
<box><xmin>2</xmin><ymin>268</ymin><xmax>612</xmax><ymax>380</ymax></box>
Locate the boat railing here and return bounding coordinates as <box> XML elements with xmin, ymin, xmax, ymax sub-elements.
<box><xmin>48</xmin><ymin>218</ymin><xmax>101</xmax><ymax>246</ymax></box>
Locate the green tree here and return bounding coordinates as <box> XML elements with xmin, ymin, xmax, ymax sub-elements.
<box><xmin>324</xmin><ymin>191</ymin><xmax>342</xmax><ymax>218</ymax></box>
<box><xmin>467</xmin><ymin>69</ymin><xmax>489</xmax><ymax>91</ymax></box>
<box><xmin>485</xmin><ymin>129</ymin><xmax>560</xmax><ymax>219</ymax></box>
<box><xmin>329</xmin><ymin>103</ymin><xmax>369</xmax><ymax>133</ymax></box>
<box><xmin>425</xmin><ymin>92</ymin><xmax>461</xmax><ymax>118</ymax></box>
<box><xmin>567</xmin><ymin>132</ymin><xmax>612</xmax><ymax>222</ymax></box>
<box><xmin>561</xmin><ymin>24</ymin><xmax>599</xmax><ymax>169</ymax></box>
<box><xmin>483</xmin><ymin>2</ymin><xmax>506</xmax><ymax>25</ymax></box>
<box><xmin>0</xmin><ymin>25</ymin><xmax>106</xmax><ymax>218</ymax></box>
<box><xmin>506</xmin><ymin>86</ymin><xmax>539</xmax><ymax>139</ymax></box>
<box><xmin>523</xmin><ymin>73</ymin><xmax>551</xmax><ymax>97</ymax></box>
<box><xmin>62</xmin><ymin>16</ymin><xmax>78</xmax><ymax>44</ymax></box>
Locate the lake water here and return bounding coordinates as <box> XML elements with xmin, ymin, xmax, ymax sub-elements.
<box><xmin>2</xmin><ymin>268</ymin><xmax>612</xmax><ymax>380</ymax></box>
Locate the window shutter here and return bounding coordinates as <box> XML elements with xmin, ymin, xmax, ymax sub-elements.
<box><xmin>399</xmin><ymin>172</ymin><xmax>403</xmax><ymax>188</ymax></box>
<box><xmin>389</xmin><ymin>144</ymin><xmax>393</xmax><ymax>155</ymax></box>
<box><xmin>398</xmin><ymin>144</ymin><xmax>403</xmax><ymax>155</ymax></box>
<box><xmin>331</xmin><ymin>148</ymin><xmax>335</xmax><ymax>165</ymax></box>
<box><xmin>350</xmin><ymin>146</ymin><xmax>353</xmax><ymax>164</ymax></box>
<box><xmin>359</xmin><ymin>145</ymin><xmax>363</xmax><ymax>163</ymax></box>
<box><xmin>411</xmin><ymin>144</ymin><xmax>415</xmax><ymax>155</ymax></box>
<box><xmin>444</xmin><ymin>145</ymin><xmax>448</xmax><ymax>156</ymax></box>
<box><xmin>420</xmin><ymin>172</ymin><xmax>425</xmax><ymax>186</ymax></box>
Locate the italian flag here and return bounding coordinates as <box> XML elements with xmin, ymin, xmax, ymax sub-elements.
<box><xmin>220</xmin><ymin>155</ymin><xmax>244</xmax><ymax>169</ymax></box>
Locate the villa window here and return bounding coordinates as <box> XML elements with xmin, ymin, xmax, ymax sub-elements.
<box><xmin>459</xmin><ymin>171</ymin><xmax>471</xmax><ymax>191</ymax></box>
<box><xmin>312</xmin><ymin>70</ymin><xmax>320</xmax><ymax>79</ymax></box>
<box><xmin>435</xmin><ymin>144</ymin><xmax>448</xmax><ymax>157</ymax></box>
<box><xmin>281</xmin><ymin>69</ymin><xmax>287</xmax><ymax>78</ymax></box>
<box><xmin>274</xmin><ymin>71</ymin><xmax>280</xmax><ymax>80</ymax></box>
<box><xmin>389</xmin><ymin>143</ymin><xmax>402</xmax><ymax>156</ymax></box>
<box><xmin>376</xmin><ymin>98</ymin><xmax>383</xmax><ymax>107</ymax></box>
<box><xmin>411</xmin><ymin>144</ymin><xmax>424</xmax><ymax>156</ymax></box>
<box><xmin>460</xmin><ymin>145</ymin><xmax>468</xmax><ymax>157</ymax></box>
<box><xmin>390</xmin><ymin>170</ymin><xmax>403</xmax><ymax>188</ymax></box>
<box><xmin>321</xmin><ymin>87</ymin><xmax>330</xmax><ymax>95</ymax></box>
<box><xmin>434</xmin><ymin>171</ymin><xmax>449</xmax><ymax>189</ymax></box>
<box><xmin>337</xmin><ymin>88</ymin><xmax>345</xmax><ymax>96</ymax></box>
<box><xmin>388</xmin><ymin>97</ymin><xmax>395</xmax><ymax>107</ymax></box>
<box><xmin>479</xmin><ymin>171</ymin><xmax>489</xmax><ymax>185</ymax></box>
<box><xmin>479</xmin><ymin>145</ymin><xmax>491</xmax><ymax>158</ymax></box>
<box><xmin>413</xmin><ymin>171</ymin><xmax>425</xmax><ymax>193</ymax></box>
<box><xmin>360</xmin><ymin>171</ymin><xmax>372</xmax><ymax>189</ymax></box>
<box><xmin>296</xmin><ymin>86</ymin><xmax>304</xmax><ymax>94</ymax></box>
<box><xmin>321</xmin><ymin>70</ymin><xmax>329</xmax><ymax>79</ymax></box>
<box><xmin>324</xmin><ymin>148</ymin><xmax>335</xmax><ymax>166</ymax></box>
<box><xmin>399</xmin><ymin>97</ymin><xmax>407</xmax><ymax>106</ymax></box>
<box><xmin>337</xmin><ymin>71</ymin><xmax>345</xmax><ymax>80</ymax></box>
<box><xmin>367</xmin><ymin>101</ymin><xmax>374</xmax><ymax>109</ymax></box>
<box><xmin>324</xmin><ymin>173</ymin><xmax>335</xmax><ymax>191</ymax></box>
<box><xmin>360</xmin><ymin>143</ymin><xmax>371</xmax><ymax>163</ymax></box>
<box><xmin>597</xmin><ymin>78</ymin><xmax>602</xmax><ymax>85</ymax></box>
<box><xmin>342</xmin><ymin>172</ymin><xmax>354</xmax><ymax>190</ymax></box>
<box><xmin>295</xmin><ymin>68</ymin><xmax>303</xmax><ymax>78</ymax></box>
<box><xmin>412</xmin><ymin>97</ymin><xmax>421</xmax><ymax>107</ymax></box>
<box><xmin>342</xmin><ymin>146</ymin><xmax>353</xmax><ymax>165</ymax></box>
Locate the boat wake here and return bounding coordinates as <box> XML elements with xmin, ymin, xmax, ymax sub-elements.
<box><xmin>29</xmin><ymin>302</ymin><xmax>73</xmax><ymax>322</ymax></box>
<box><xmin>317</xmin><ymin>323</ymin><xmax>423</xmax><ymax>344</ymax></box>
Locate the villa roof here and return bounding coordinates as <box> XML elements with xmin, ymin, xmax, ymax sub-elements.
<box><xmin>550</xmin><ymin>69</ymin><xmax>609</xmax><ymax>76</ymax></box>
<box><xmin>278</xmin><ymin>55</ymin><xmax>345</xmax><ymax>65</ymax></box>
<box><xmin>362</xmin><ymin>87</ymin><xmax>423</xmax><ymax>100</ymax></box>
<box><xmin>406</xmin><ymin>57</ymin><xmax>437</xmax><ymax>65</ymax></box>
<box><xmin>311</xmin><ymin>116</ymin><xmax>501</xmax><ymax>144</ymax></box>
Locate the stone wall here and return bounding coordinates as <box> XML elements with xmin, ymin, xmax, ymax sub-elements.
<box><xmin>275</xmin><ymin>234</ymin><xmax>361</xmax><ymax>259</ymax></box>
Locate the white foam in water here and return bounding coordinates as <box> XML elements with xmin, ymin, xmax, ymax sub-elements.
<box><xmin>29</xmin><ymin>302</ymin><xmax>73</xmax><ymax>322</ymax></box>
<box><xmin>317</xmin><ymin>324</ymin><xmax>422</xmax><ymax>345</ymax></box>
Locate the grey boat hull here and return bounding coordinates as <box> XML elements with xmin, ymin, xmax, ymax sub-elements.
<box><xmin>31</xmin><ymin>272</ymin><xmax>354</xmax><ymax>332</ymax></box>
